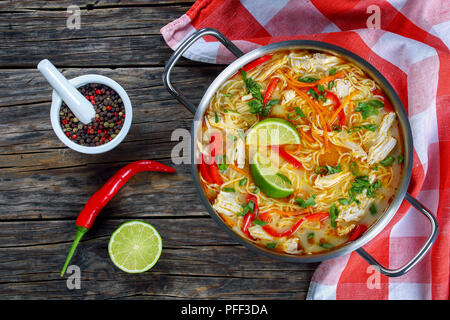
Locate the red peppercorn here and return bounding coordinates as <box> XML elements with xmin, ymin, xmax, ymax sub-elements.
<box><xmin>106</xmin><ymin>106</ymin><xmax>112</xmax><ymax>111</ymax></box>
<box><xmin>72</xmin><ymin>134</ymin><xmax>77</xmax><ymax>139</ymax></box>
<box><xmin>116</xmin><ymin>120</ymin><xmax>122</xmax><ymax>125</ymax></box>
<box><xmin>96</xmin><ymin>118</ymin><xmax>100</xmax><ymax>123</ymax></box>
<box><xmin>122</xmin><ymin>114</ymin><xmax>125</xmax><ymax>118</ymax></box>
<box><xmin>62</xmin><ymin>119</ymin><xmax>68</xmax><ymax>125</ymax></box>
<box><xmin>85</xmin><ymin>95</ymin><xmax>90</xmax><ymax>99</ymax></box>
<box><xmin>97</xmin><ymin>130</ymin><xmax>102</xmax><ymax>134</ymax></box>
<box><xmin>66</xmin><ymin>132</ymin><xmax>70</xmax><ymax>137</ymax></box>
<box><xmin>90</xmin><ymin>100</ymin><xmax>96</xmax><ymax>105</ymax></box>
<box><xmin>108</xmin><ymin>137</ymin><xmax>112</xmax><ymax>141</ymax></box>
<box><xmin>114</xmin><ymin>112</ymin><xmax>118</xmax><ymax>116</ymax></box>
<box><xmin>95</xmin><ymin>89</ymin><xmax>101</xmax><ymax>95</ymax></box>
<box><xmin>89</xmin><ymin>95</ymin><xmax>94</xmax><ymax>100</ymax></box>
<box><xmin>100</xmin><ymin>136</ymin><xmax>106</xmax><ymax>142</ymax></box>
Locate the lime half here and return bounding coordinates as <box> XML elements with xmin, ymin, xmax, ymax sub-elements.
<box><xmin>250</xmin><ymin>152</ymin><xmax>294</xmax><ymax>198</ymax></box>
<box><xmin>108</xmin><ymin>221</ymin><xmax>162</xmax><ymax>273</ymax></box>
<box><xmin>246</xmin><ymin>118</ymin><xmax>300</xmax><ymax>146</ymax></box>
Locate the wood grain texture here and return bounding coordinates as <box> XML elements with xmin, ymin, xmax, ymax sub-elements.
<box><xmin>0</xmin><ymin>1</ymin><xmax>318</xmax><ymax>299</ymax></box>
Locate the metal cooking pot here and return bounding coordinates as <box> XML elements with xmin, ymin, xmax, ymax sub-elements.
<box><xmin>163</xmin><ymin>28</ymin><xmax>438</xmax><ymax>277</ymax></box>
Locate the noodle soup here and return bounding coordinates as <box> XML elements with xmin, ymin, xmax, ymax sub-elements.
<box><xmin>197</xmin><ymin>50</ymin><xmax>403</xmax><ymax>255</ymax></box>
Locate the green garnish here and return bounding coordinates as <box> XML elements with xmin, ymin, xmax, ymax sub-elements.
<box><xmin>266</xmin><ymin>242</ymin><xmax>277</xmax><ymax>249</ymax></box>
<box><xmin>332</xmin><ymin>125</ymin><xmax>342</xmax><ymax>132</ymax></box>
<box><xmin>350</xmin><ymin>161</ymin><xmax>359</xmax><ymax>176</ymax></box>
<box><xmin>330</xmin><ymin>204</ymin><xmax>339</xmax><ymax>228</ymax></box>
<box><xmin>315</xmin><ymin>166</ymin><xmax>328</xmax><ymax>175</ymax></box>
<box><xmin>329</xmin><ymin>68</ymin><xmax>337</xmax><ymax>76</ymax></box>
<box><xmin>253</xmin><ymin>187</ymin><xmax>260</xmax><ymax>194</ymax></box>
<box><xmin>237</xmin><ymin>130</ymin><xmax>246</xmax><ymax>140</ymax></box>
<box><xmin>296</xmin><ymin>194</ymin><xmax>316</xmax><ymax>208</ymax></box>
<box><xmin>276</xmin><ymin>172</ymin><xmax>292</xmax><ymax>185</ymax></box>
<box><xmin>253</xmin><ymin>219</ymin><xmax>268</xmax><ymax>226</ymax></box>
<box><xmin>326</xmin><ymin>163</ymin><xmax>342</xmax><ymax>174</ymax></box>
<box><xmin>242</xmin><ymin>69</ymin><xmax>267</xmax><ymax>116</ymax></box>
<box><xmin>347</xmin><ymin>124</ymin><xmax>378</xmax><ymax>133</ymax></box>
<box><xmin>307</xmin><ymin>232</ymin><xmax>315</xmax><ymax>240</ymax></box>
<box><xmin>298</xmin><ymin>76</ymin><xmax>318</xmax><ymax>83</ymax></box>
<box><xmin>328</xmin><ymin>80</ymin><xmax>334</xmax><ymax>90</ymax></box>
<box><xmin>338</xmin><ymin>198</ymin><xmax>349</xmax><ymax>206</ymax></box>
<box><xmin>227</xmin><ymin>134</ymin><xmax>237</xmax><ymax>141</ymax></box>
<box><xmin>263</xmin><ymin>99</ymin><xmax>279</xmax><ymax>116</ymax></box>
<box><xmin>370</xmin><ymin>203</ymin><xmax>377</xmax><ymax>215</ymax></box>
<box><xmin>372</xmin><ymin>164</ymin><xmax>378</xmax><ymax>171</ymax></box>
<box><xmin>294</xmin><ymin>106</ymin><xmax>306</xmax><ymax>118</ymax></box>
<box><xmin>355</xmin><ymin>100</ymin><xmax>384</xmax><ymax>119</ymax></box>
<box><xmin>223</xmin><ymin>187</ymin><xmax>235</xmax><ymax>193</ymax></box>
<box><xmin>397</xmin><ymin>155</ymin><xmax>404</xmax><ymax>164</ymax></box>
<box><xmin>319</xmin><ymin>243</ymin><xmax>333</xmax><ymax>249</ymax></box>
<box><xmin>239</xmin><ymin>177</ymin><xmax>248</xmax><ymax>186</ymax></box>
<box><xmin>215</xmin><ymin>155</ymin><xmax>228</xmax><ymax>172</ymax></box>
<box><xmin>214</xmin><ymin>112</ymin><xmax>219</xmax><ymax>123</ymax></box>
<box><xmin>223</xmin><ymin>93</ymin><xmax>232</xmax><ymax>97</ymax></box>
<box><xmin>307</xmin><ymin>88</ymin><xmax>319</xmax><ymax>100</ymax></box>
<box><xmin>317</xmin><ymin>84</ymin><xmax>325</xmax><ymax>93</ymax></box>
<box><xmin>380</xmin><ymin>155</ymin><xmax>395</xmax><ymax>167</ymax></box>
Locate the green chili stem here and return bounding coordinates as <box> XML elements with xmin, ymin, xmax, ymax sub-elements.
<box><xmin>60</xmin><ymin>226</ymin><xmax>88</xmax><ymax>277</ymax></box>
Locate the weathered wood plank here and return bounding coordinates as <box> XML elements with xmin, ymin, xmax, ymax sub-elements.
<box><xmin>0</xmin><ymin>219</ymin><xmax>317</xmax><ymax>299</ymax></box>
<box><xmin>0</xmin><ymin>5</ymin><xmax>220</xmax><ymax>68</ymax></box>
<box><xmin>0</xmin><ymin>0</ymin><xmax>195</xmax><ymax>10</ymax></box>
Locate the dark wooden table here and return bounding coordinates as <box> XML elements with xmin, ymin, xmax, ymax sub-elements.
<box><xmin>0</xmin><ymin>0</ymin><xmax>317</xmax><ymax>299</ymax></box>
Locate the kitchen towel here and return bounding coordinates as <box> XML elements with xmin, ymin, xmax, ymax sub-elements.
<box><xmin>161</xmin><ymin>0</ymin><xmax>449</xmax><ymax>300</ymax></box>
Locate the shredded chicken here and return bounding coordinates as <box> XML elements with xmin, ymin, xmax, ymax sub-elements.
<box><xmin>248</xmin><ymin>225</ymin><xmax>273</xmax><ymax>241</ymax></box>
<box><xmin>367</xmin><ymin>136</ymin><xmax>397</xmax><ymax>165</ymax></box>
<box><xmin>332</xmin><ymin>78</ymin><xmax>354</xmax><ymax>99</ymax></box>
<box><xmin>336</xmin><ymin>193</ymin><xmax>374</xmax><ymax>236</ymax></box>
<box><xmin>314</xmin><ymin>172</ymin><xmax>351</xmax><ymax>190</ymax></box>
<box><xmin>282</xmin><ymin>237</ymin><xmax>301</xmax><ymax>254</ymax></box>
<box><xmin>212</xmin><ymin>191</ymin><xmax>241</xmax><ymax>218</ymax></box>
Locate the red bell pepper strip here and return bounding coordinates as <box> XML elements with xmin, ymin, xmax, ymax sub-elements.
<box><xmin>261</xmin><ymin>211</ymin><xmax>329</xmax><ymax>238</ymax></box>
<box><xmin>325</xmin><ymin>90</ymin><xmax>346</xmax><ymax>126</ymax></box>
<box><xmin>271</xmin><ymin>145</ymin><xmax>303</xmax><ymax>169</ymax></box>
<box><xmin>242</xmin><ymin>194</ymin><xmax>259</xmax><ymax>240</ymax></box>
<box><xmin>263</xmin><ymin>77</ymin><xmax>280</xmax><ymax>106</ymax></box>
<box><xmin>61</xmin><ymin>160</ymin><xmax>175</xmax><ymax>276</ymax></box>
<box><xmin>242</xmin><ymin>54</ymin><xmax>272</xmax><ymax>72</ymax></box>
<box><xmin>348</xmin><ymin>224</ymin><xmax>368</xmax><ymax>241</ymax></box>
<box><xmin>199</xmin><ymin>154</ymin><xmax>214</xmax><ymax>184</ymax></box>
<box><xmin>207</xmin><ymin>135</ymin><xmax>223</xmax><ymax>185</ymax></box>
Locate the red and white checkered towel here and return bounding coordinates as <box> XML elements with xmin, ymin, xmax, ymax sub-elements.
<box><xmin>161</xmin><ymin>0</ymin><xmax>450</xmax><ymax>300</ymax></box>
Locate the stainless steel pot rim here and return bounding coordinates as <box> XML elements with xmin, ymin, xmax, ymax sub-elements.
<box><xmin>164</xmin><ymin>28</ymin><xmax>438</xmax><ymax>275</ymax></box>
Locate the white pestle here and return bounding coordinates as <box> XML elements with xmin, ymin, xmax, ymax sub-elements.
<box><xmin>38</xmin><ymin>59</ymin><xmax>96</xmax><ymax>124</ymax></box>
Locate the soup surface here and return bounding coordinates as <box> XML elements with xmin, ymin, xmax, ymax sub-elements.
<box><xmin>197</xmin><ymin>49</ymin><xmax>403</xmax><ymax>255</ymax></box>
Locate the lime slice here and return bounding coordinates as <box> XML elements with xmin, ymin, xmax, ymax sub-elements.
<box><xmin>108</xmin><ymin>221</ymin><xmax>162</xmax><ymax>273</ymax></box>
<box><xmin>250</xmin><ymin>152</ymin><xmax>294</xmax><ymax>198</ymax></box>
<box><xmin>246</xmin><ymin>118</ymin><xmax>301</xmax><ymax>146</ymax></box>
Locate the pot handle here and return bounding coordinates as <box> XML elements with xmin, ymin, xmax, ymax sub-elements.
<box><xmin>356</xmin><ymin>193</ymin><xmax>439</xmax><ymax>277</ymax></box>
<box><xmin>162</xmin><ymin>28</ymin><xmax>244</xmax><ymax>114</ymax></box>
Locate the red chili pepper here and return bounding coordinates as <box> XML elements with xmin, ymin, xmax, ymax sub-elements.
<box><xmin>206</xmin><ymin>135</ymin><xmax>223</xmax><ymax>185</ymax></box>
<box><xmin>242</xmin><ymin>54</ymin><xmax>272</xmax><ymax>72</ymax></box>
<box><xmin>271</xmin><ymin>145</ymin><xmax>302</xmax><ymax>169</ymax></box>
<box><xmin>263</xmin><ymin>77</ymin><xmax>279</xmax><ymax>106</ymax></box>
<box><xmin>261</xmin><ymin>211</ymin><xmax>329</xmax><ymax>238</ymax></box>
<box><xmin>208</xmin><ymin>162</ymin><xmax>223</xmax><ymax>185</ymax></box>
<box><xmin>242</xmin><ymin>195</ymin><xmax>259</xmax><ymax>240</ymax></box>
<box><xmin>61</xmin><ymin>160</ymin><xmax>175</xmax><ymax>276</ymax></box>
<box><xmin>348</xmin><ymin>224</ymin><xmax>368</xmax><ymax>241</ymax></box>
<box><xmin>325</xmin><ymin>90</ymin><xmax>346</xmax><ymax>126</ymax></box>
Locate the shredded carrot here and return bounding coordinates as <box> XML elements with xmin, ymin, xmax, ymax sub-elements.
<box><xmin>328</xmin><ymin>91</ymin><xmax>359</xmax><ymax>126</ymax></box>
<box><xmin>229</xmin><ymin>163</ymin><xmax>248</xmax><ymax>176</ymax></box>
<box><xmin>300</xmin><ymin>130</ymin><xmax>315</xmax><ymax>144</ymax></box>
<box><xmin>282</xmin><ymin>69</ymin><xmax>345</xmax><ymax>88</ymax></box>
<box><xmin>290</xmin><ymin>86</ymin><xmax>329</xmax><ymax>149</ymax></box>
<box><xmin>271</xmin><ymin>209</ymin><xmax>309</xmax><ymax>217</ymax></box>
<box><xmin>316</xmin><ymin>72</ymin><xmax>345</xmax><ymax>85</ymax></box>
